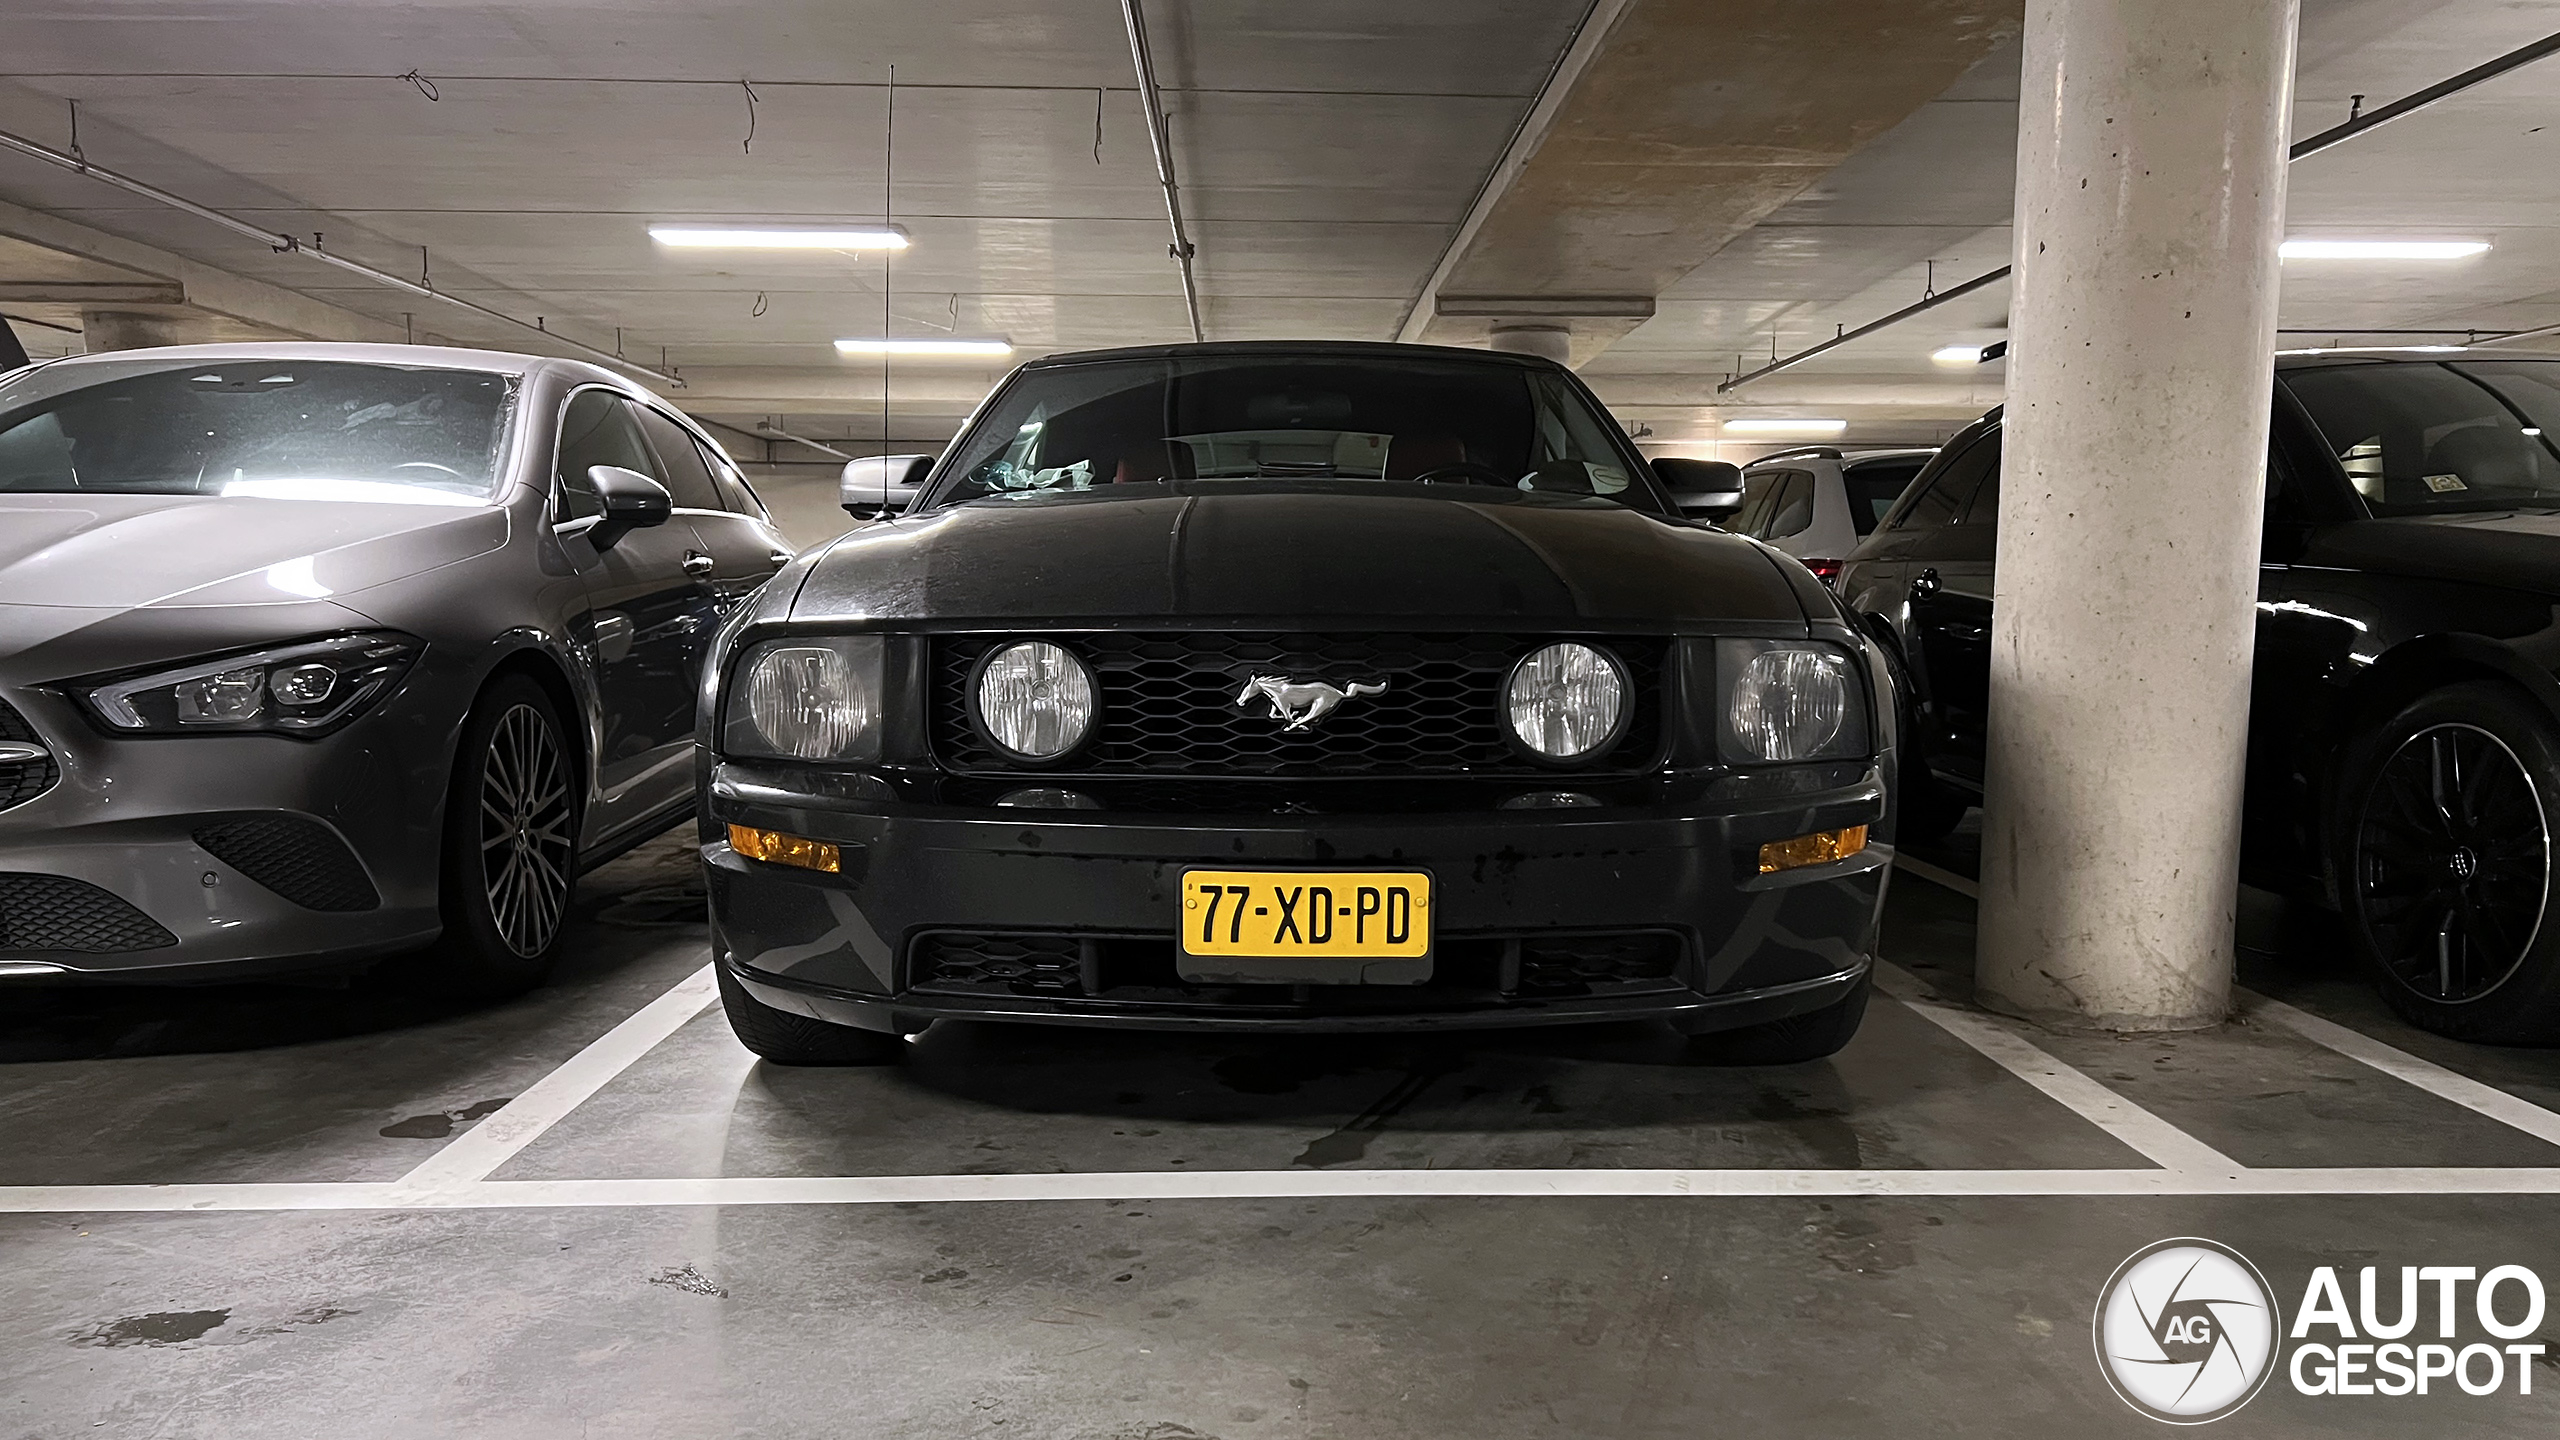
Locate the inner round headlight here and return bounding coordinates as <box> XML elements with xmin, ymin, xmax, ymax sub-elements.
<box><xmin>1505</xmin><ymin>642</ymin><xmax>1628</xmax><ymax>762</ymax></box>
<box><xmin>973</xmin><ymin>640</ymin><xmax>1098</xmax><ymax>763</ymax></box>
<box><xmin>746</xmin><ymin>645</ymin><xmax>875</xmax><ymax>759</ymax></box>
<box><xmin>1727</xmin><ymin>648</ymin><xmax>1851</xmax><ymax>761</ymax></box>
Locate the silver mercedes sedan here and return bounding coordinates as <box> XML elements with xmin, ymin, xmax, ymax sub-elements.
<box><xmin>0</xmin><ymin>343</ymin><xmax>795</xmax><ymax>993</ymax></box>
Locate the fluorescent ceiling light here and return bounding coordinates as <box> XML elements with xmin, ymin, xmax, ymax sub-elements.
<box><xmin>2280</xmin><ymin>239</ymin><xmax>2490</xmax><ymax>260</ymax></box>
<box><xmin>650</xmin><ymin>225</ymin><xmax>909</xmax><ymax>250</ymax></box>
<box><xmin>1931</xmin><ymin>344</ymin><xmax>1985</xmax><ymax>368</ymax></box>
<box><xmin>834</xmin><ymin>338</ymin><xmax>1014</xmax><ymax>358</ymax></box>
<box><xmin>1722</xmin><ymin>418</ymin><xmax>1847</xmax><ymax>435</ymax></box>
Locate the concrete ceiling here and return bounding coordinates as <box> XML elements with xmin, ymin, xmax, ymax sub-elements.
<box><xmin>0</xmin><ymin>0</ymin><xmax>2554</xmax><ymax>463</ymax></box>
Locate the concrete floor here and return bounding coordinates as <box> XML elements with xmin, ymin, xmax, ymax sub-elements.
<box><xmin>6</xmin><ymin>825</ymin><xmax>2560</xmax><ymax>1437</ymax></box>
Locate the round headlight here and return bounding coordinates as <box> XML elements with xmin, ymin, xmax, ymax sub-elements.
<box><xmin>1505</xmin><ymin>642</ymin><xmax>1629</xmax><ymax>762</ymax></box>
<box><xmin>1727</xmin><ymin>648</ymin><xmax>1851</xmax><ymax>761</ymax></box>
<box><xmin>745</xmin><ymin>644</ymin><xmax>875</xmax><ymax>759</ymax></box>
<box><xmin>973</xmin><ymin>640</ymin><xmax>1097</xmax><ymax>763</ymax></box>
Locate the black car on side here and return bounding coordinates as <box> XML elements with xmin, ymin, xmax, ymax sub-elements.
<box><xmin>1840</xmin><ymin>350</ymin><xmax>2560</xmax><ymax>1042</ymax></box>
<box><xmin>698</xmin><ymin>342</ymin><xmax>1897</xmax><ymax>1064</ymax></box>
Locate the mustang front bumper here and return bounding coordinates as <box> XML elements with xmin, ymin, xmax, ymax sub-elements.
<box><xmin>705</xmin><ymin>764</ymin><xmax>1891</xmax><ymax>1035</ymax></box>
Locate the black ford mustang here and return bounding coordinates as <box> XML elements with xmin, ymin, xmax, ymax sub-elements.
<box><xmin>698</xmin><ymin>342</ymin><xmax>1896</xmax><ymax>1063</ymax></box>
<box><xmin>1843</xmin><ymin>349</ymin><xmax>2560</xmax><ymax>1043</ymax></box>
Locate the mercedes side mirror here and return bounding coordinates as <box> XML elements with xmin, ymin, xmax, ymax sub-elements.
<box><xmin>587</xmin><ymin>464</ymin><xmax>672</xmax><ymax>547</ymax></box>
<box><xmin>841</xmin><ymin>454</ymin><xmax>935</xmax><ymax>518</ymax></box>
<box><xmin>1650</xmin><ymin>458</ymin><xmax>1745</xmax><ymax>520</ymax></box>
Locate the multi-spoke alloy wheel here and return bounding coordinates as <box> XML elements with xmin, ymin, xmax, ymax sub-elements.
<box><xmin>431</xmin><ymin>675</ymin><xmax>579</xmax><ymax>998</ymax></box>
<box><xmin>2340</xmin><ymin>682</ymin><xmax>2560</xmax><ymax>1043</ymax></box>
<box><xmin>478</xmin><ymin>701</ymin><xmax>574</xmax><ymax>958</ymax></box>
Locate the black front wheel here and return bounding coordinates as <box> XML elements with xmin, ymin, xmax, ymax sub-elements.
<box><xmin>427</xmin><ymin>675</ymin><xmax>579</xmax><ymax>999</ymax></box>
<box><xmin>2337</xmin><ymin>681</ymin><xmax>2560</xmax><ymax>1043</ymax></box>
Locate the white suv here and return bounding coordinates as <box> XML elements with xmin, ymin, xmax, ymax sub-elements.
<box><xmin>1725</xmin><ymin>447</ymin><xmax>1937</xmax><ymax>585</ymax></box>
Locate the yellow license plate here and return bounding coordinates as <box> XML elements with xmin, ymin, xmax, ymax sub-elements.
<box><xmin>1178</xmin><ymin>869</ymin><xmax>1432</xmax><ymax>959</ymax></box>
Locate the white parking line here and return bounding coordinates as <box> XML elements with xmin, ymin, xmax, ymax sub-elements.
<box><xmin>11</xmin><ymin>1166</ymin><xmax>2560</xmax><ymax>1214</ymax></box>
<box><xmin>1892</xmin><ymin>856</ymin><xmax>1979</xmax><ymax>899</ymax></box>
<box><xmin>2241</xmin><ymin>990</ymin><xmax>2560</xmax><ymax>1153</ymax></box>
<box><xmin>395</xmin><ymin>964</ymin><xmax>720</xmax><ymax>1192</ymax></box>
<box><xmin>1874</xmin><ymin>962</ymin><xmax>2241</xmax><ymax>1174</ymax></box>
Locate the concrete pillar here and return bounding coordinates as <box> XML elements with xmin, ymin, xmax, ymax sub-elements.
<box><xmin>1975</xmin><ymin>0</ymin><xmax>2298</xmax><ymax>1030</ymax></box>
<box><xmin>79</xmin><ymin>309</ymin><xmax>197</xmax><ymax>351</ymax></box>
<box><xmin>1487</xmin><ymin>324</ymin><xmax>1572</xmax><ymax>364</ymax></box>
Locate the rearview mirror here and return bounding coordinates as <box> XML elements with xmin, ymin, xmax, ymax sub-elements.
<box><xmin>586</xmin><ymin>464</ymin><xmax>672</xmax><ymax>547</ymax></box>
<box><xmin>841</xmin><ymin>454</ymin><xmax>935</xmax><ymax>518</ymax></box>
<box><xmin>1650</xmin><ymin>458</ymin><xmax>1745</xmax><ymax>519</ymax></box>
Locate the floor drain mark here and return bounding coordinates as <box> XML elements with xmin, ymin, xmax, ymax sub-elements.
<box><xmin>69</xmin><ymin>1309</ymin><xmax>230</xmax><ymax>1347</ymax></box>
<box><xmin>1293</xmin><ymin>1064</ymin><xmax>1449</xmax><ymax>1168</ymax></box>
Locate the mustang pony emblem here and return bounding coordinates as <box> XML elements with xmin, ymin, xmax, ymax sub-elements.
<box><xmin>1235</xmin><ymin>675</ymin><xmax>1388</xmax><ymax>731</ymax></box>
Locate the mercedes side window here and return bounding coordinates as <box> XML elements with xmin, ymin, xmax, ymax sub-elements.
<box><xmin>1842</xmin><ymin>461</ymin><xmax>1923</xmax><ymax>536</ymax></box>
<box><xmin>632</xmin><ymin>405</ymin><xmax>725</xmax><ymax>512</ymax></box>
<box><xmin>1892</xmin><ymin>435</ymin><xmax>1996</xmax><ymax>531</ymax></box>
<box><xmin>1955</xmin><ymin>438</ymin><xmax>2002</xmax><ymax>525</ymax></box>
<box><xmin>694</xmin><ymin>435</ymin><xmax>767</xmax><ymax>517</ymax></box>
<box><xmin>553</xmin><ymin>389</ymin><xmax>657</xmax><ymax>523</ymax></box>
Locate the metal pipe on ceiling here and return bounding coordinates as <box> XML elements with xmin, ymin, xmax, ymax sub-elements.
<box><xmin>1717</xmin><ymin>27</ymin><xmax>2560</xmax><ymax>395</ymax></box>
<box><xmin>0</xmin><ymin>125</ymin><xmax>684</xmax><ymax>388</ymax></box>
<box><xmin>1119</xmin><ymin>0</ymin><xmax>1204</xmax><ymax>343</ymax></box>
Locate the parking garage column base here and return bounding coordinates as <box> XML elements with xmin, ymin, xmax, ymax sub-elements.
<box><xmin>1974</xmin><ymin>0</ymin><xmax>2300</xmax><ymax>1030</ymax></box>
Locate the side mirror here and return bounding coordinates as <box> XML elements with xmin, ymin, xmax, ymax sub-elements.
<box><xmin>587</xmin><ymin>464</ymin><xmax>672</xmax><ymax>547</ymax></box>
<box><xmin>841</xmin><ymin>454</ymin><xmax>935</xmax><ymax>518</ymax></box>
<box><xmin>1650</xmin><ymin>457</ymin><xmax>1745</xmax><ymax>520</ymax></box>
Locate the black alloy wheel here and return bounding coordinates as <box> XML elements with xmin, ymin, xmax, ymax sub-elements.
<box><xmin>430</xmin><ymin>675</ymin><xmax>579</xmax><ymax>998</ymax></box>
<box><xmin>2339</xmin><ymin>681</ymin><xmax>2560</xmax><ymax>1043</ymax></box>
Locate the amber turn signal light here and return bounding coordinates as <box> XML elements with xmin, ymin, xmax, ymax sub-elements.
<box><xmin>1758</xmin><ymin>825</ymin><xmax>1868</xmax><ymax>875</ymax></box>
<box><xmin>728</xmin><ymin>823</ymin><xmax>840</xmax><ymax>874</ymax></box>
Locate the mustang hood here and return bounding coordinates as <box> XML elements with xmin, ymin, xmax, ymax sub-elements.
<box><xmin>0</xmin><ymin>493</ymin><xmax>508</xmax><ymax>611</ymax></box>
<box><xmin>792</xmin><ymin>486</ymin><xmax>1805</xmax><ymax>626</ymax></box>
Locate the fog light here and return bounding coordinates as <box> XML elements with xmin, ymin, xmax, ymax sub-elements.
<box><xmin>728</xmin><ymin>823</ymin><xmax>840</xmax><ymax>874</ymax></box>
<box><xmin>1758</xmin><ymin>825</ymin><xmax>1868</xmax><ymax>874</ymax></box>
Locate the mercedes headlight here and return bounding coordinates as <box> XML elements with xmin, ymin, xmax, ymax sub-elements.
<box><xmin>971</xmin><ymin>640</ymin><xmax>1097</xmax><ymax>764</ymax></box>
<box><xmin>1505</xmin><ymin>642</ymin><xmax>1630</xmax><ymax>763</ymax></box>
<box><xmin>724</xmin><ymin>636</ymin><xmax>884</xmax><ymax>762</ymax></box>
<box><xmin>1719</xmin><ymin>639</ymin><xmax>1869</xmax><ymax>762</ymax></box>
<box><xmin>80</xmin><ymin>633</ymin><xmax>421</xmax><ymax>737</ymax></box>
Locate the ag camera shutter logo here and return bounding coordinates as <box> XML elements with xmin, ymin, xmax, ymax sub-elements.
<box><xmin>2094</xmin><ymin>1239</ymin><xmax>2281</xmax><ymax>1423</ymax></box>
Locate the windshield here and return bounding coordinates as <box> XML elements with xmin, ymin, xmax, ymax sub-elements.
<box><xmin>1842</xmin><ymin>460</ymin><xmax>1924</xmax><ymax>536</ymax></box>
<box><xmin>933</xmin><ymin>355</ymin><xmax>1658</xmax><ymax>512</ymax></box>
<box><xmin>0</xmin><ymin>358</ymin><xmax>517</xmax><ymax>505</ymax></box>
<box><xmin>2285</xmin><ymin>359</ymin><xmax>2560</xmax><ymax>515</ymax></box>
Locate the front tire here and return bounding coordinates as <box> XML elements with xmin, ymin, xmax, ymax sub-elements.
<box><xmin>1678</xmin><ymin>970</ymin><xmax>1872</xmax><ymax>1064</ymax></box>
<box><xmin>428</xmin><ymin>675</ymin><xmax>579</xmax><ymax>999</ymax></box>
<box><xmin>716</xmin><ymin>965</ymin><xmax>905</xmax><ymax>1065</ymax></box>
<box><xmin>2336</xmin><ymin>681</ymin><xmax>2560</xmax><ymax>1044</ymax></box>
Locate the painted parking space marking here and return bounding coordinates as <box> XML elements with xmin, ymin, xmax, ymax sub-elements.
<box><xmin>1875</xmin><ymin>962</ymin><xmax>2241</xmax><ymax>1174</ymax></box>
<box><xmin>2242</xmin><ymin>989</ymin><xmax>2560</xmax><ymax>1151</ymax></box>
<box><xmin>13</xmin><ymin>1166</ymin><xmax>2560</xmax><ymax>1214</ymax></box>
<box><xmin>397</xmin><ymin>964</ymin><xmax>719</xmax><ymax>1191</ymax></box>
<box><xmin>1892</xmin><ymin>855</ymin><xmax>1979</xmax><ymax>899</ymax></box>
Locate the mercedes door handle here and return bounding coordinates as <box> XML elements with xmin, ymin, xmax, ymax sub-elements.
<box><xmin>767</xmin><ymin>549</ymin><xmax>797</xmax><ymax>566</ymax></box>
<box><xmin>682</xmin><ymin>551</ymin><xmax>716</xmax><ymax>576</ymax></box>
<box><xmin>1908</xmin><ymin>567</ymin><xmax>1941</xmax><ymax>601</ymax></box>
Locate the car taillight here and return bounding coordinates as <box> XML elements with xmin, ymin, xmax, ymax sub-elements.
<box><xmin>1801</xmin><ymin>557</ymin><xmax>1844</xmax><ymax>587</ymax></box>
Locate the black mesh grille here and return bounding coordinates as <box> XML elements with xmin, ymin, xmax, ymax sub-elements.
<box><xmin>0</xmin><ymin>874</ymin><xmax>177</xmax><ymax>953</ymax></box>
<box><xmin>1515</xmin><ymin>932</ymin><xmax>1683</xmax><ymax>994</ymax></box>
<box><xmin>908</xmin><ymin>929</ymin><xmax>1685</xmax><ymax>1003</ymax></box>
<box><xmin>193</xmin><ymin>817</ymin><xmax>381</xmax><ymax>912</ymax></box>
<box><xmin>932</xmin><ymin>632</ymin><xmax>1665</xmax><ymax>776</ymax></box>
<box><xmin>0</xmin><ymin>699</ymin><xmax>59</xmax><ymax>814</ymax></box>
<box><xmin>912</xmin><ymin>932</ymin><xmax>1085</xmax><ymax>997</ymax></box>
